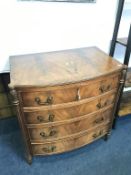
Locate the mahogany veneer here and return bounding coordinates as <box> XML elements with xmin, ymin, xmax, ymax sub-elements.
<box><xmin>9</xmin><ymin>47</ymin><xmax>126</xmax><ymax>164</ymax></box>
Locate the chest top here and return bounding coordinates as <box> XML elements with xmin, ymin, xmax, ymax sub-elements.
<box><xmin>9</xmin><ymin>47</ymin><xmax>123</xmax><ymax>88</ymax></box>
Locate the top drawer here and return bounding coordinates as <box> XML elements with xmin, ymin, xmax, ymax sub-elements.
<box><xmin>20</xmin><ymin>73</ymin><xmax>120</xmax><ymax>107</ymax></box>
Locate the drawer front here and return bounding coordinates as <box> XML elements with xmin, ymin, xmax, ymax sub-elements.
<box><xmin>21</xmin><ymin>74</ymin><xmax>119</xmax><ymax>107</ymax></box>
<box><xmin>24</xmin><ymin>91</ymin><xmax>116</xmax><ymax>124</ymax></box>
<box><xmin>80</xmin><ymin>74</ymin><xmax>119</xmax><ymax>99</ymax></box>
<box><xmin>31</xmin><ymin>124</ymin><xmax>110</xmax><ymax>155</ymax></box>
<box><xmin>21</xmin><ymin>87</ymin><xmax>78</xmax><ymax>107</ymax></box>
<box><xmin>28</xmin><ymin>108</ymin><xmax>113</xmax><ymax>141</ymax></box>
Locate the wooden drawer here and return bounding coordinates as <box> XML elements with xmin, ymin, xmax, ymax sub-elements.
<box><xmin>21</xmin><ymin>87</ymin><xmax>77</xmax><ymax>107</ymax></box>
<box><xmin>80</xmin><ymin>74</ymin><xmax>119</xmax><ymax>99</ymax></box>
<box><xmin>24</xmin><ymin>91</ymin><xmax>116</xmax><ymax>124</ymax></box>
<box><xmin>21</xmin><ymin>74</ymin><xmax>119</xmax><ymax>107</ymax></box>
<box><xmin>28</xmin><ymin>108</ymin><xmax>112</xmax><ymax>141</ymax></box>
<box><xmin>31</xmin><ymin>124</ymin><xmax>110</xmax><ymax>155</ymax></box>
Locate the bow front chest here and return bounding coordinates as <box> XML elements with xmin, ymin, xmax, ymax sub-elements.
<box><xmin>9</xmin><ymin>47</ymin><xmax>125</xmax><ymax>164</ymax></box>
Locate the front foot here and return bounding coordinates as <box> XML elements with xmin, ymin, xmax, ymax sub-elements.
<box><xmin>112</xmin><ymin>117</ymin><xmax>118</xmax><ymax>129</ymax></box>
<box><xmin>103</xmin><ymin>132</ymin><xmax>111</xmax><ymax>141</ymax></box>
<box><xmin>25</xmin><ymin>154</ymin><xmax>33</xmax><ymax>165</ymax></box>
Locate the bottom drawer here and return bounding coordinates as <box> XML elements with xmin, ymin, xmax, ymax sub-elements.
<box><xmin>31</xmin><ymin>124</ymin><xmax>110</xmax><ymax>155</ymax></box>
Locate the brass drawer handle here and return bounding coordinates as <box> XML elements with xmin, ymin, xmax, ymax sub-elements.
<box><xmin>96</xmin><ymin>100</ymin><xmax>109</xmax><ymax>109</ymax></box>
<box><xmin>94</xmin><ymin>117</ymin><xmax>104</xmax><ymax>124</ymax></box>
<box><xmin>99</xmin><ymin>84</ymin><xmax>111</xmax><ymax>93</ymax></box>
<box><xmin>48</xmin><ymin>114</ymin><xmax>55</xmax><ymax>122</ymax></box>
<box><xmin>37</xmin><ymin>114</ymin><xmax>55</xmax><ymax>123</ymax></box>
<box><xmin>37</xmin><ymin>116</ymin><xmax>44</xmax><ymax>122</ymax></box>
<box><xmin>35</xmin><ymin>96</ymin><xmax>53</xmax><ymax>105</ymax></box>
<box><xmin>40</xmin><ymin>129</ymin><xmax>57</xmax><ymax>138</ymax></box>
<box><xmin>42</xmin><ymin>146</ymin><xmax>56</xmax><ymax>153</ymax></box>
<box><xmin>93</xmin><ymin>130</ymin><xmax>103</xmax><ymax>139</ymax></box>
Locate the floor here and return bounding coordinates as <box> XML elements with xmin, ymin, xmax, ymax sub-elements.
<box><xmin>0</xmin><ymin>115</ymin><xmax>131</xmax><ymax>175</ymax></box>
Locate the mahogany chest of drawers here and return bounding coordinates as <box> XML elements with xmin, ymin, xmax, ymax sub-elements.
<box><xmin>9</xmin><ymin>47</ymin><xmax>125</xmax><ymax>164</ymax></box>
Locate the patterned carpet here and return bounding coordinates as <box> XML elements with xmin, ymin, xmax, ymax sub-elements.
<box><xmin>0</xmin><ymin>115</ymin><xmax>131</xmax><ymax>175</ymax></box>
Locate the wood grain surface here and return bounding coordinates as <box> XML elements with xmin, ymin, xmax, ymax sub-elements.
<box><xmin>31</xmin><ymin>124</ymin><xmax>110</xmax><ymax>155</ymax></box>
<box><xmin>119</xmin><ymin>91</ymin><xmax>131</xmax><ymax>116</ymax></box>
<box><xmin>9</xmin><ymin>47</ymin><xmax>123</xmax><ymax>88</ymax></box>
<box><xmin>20</xmin><ymin>73</ymin><xmax>119</xmax><ymax>107</ymax></box>
<box><xmin>28</xmin><ymin>108</ymin><xmax>112</xmax><ymax>141</ymax></box>
<box><xmin>23</xmin><ymin>90</ymin><xmax>116</xmax><ymax>124</ymax></box>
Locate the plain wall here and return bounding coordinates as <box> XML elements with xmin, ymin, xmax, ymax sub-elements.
<box><xmin>114</xmin><ymin>2</ymin><xmax>131</xmax><ymax>67</ymax></box>
<box><xmin>0</xmin><ymin>0</ymin><xmax>118</xmax><ymax>73</ymax></box>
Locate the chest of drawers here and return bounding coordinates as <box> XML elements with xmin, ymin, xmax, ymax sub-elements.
<box><xmin>9</xmin><ymin>47</ymin><xmax>125</xmax><ymax>164</ymax></box>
